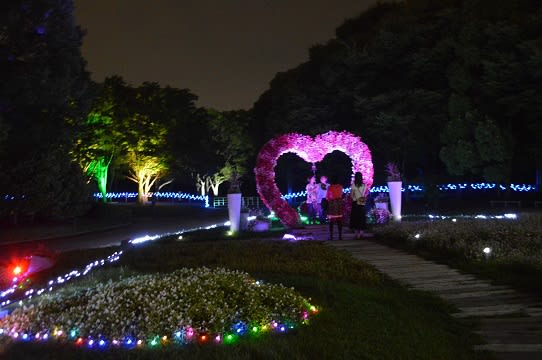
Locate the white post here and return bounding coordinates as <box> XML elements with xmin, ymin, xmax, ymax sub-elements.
<box><xmin>227</xmin><ymin>193</ymin><xmax>242</xmax><ymax>232</ymax></box>
<box><xmin>387</xmin><ymin>181</ymin><xmax>402</xmax><ymax>221</ymax></box>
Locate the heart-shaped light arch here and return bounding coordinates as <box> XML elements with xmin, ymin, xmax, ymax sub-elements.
<box><xmin>254</xmin><ymin>131</ymin><xmax>373</xmax><ymax>228</ymax></box>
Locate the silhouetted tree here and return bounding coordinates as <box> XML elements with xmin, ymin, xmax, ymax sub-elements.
<box><xmin>0</xmin><ymin>0</ymin><xmax>91</xmax><ymax>218</ymax></box>
<box><xmin>251</xmin><ymin>0</ymin><xmax>542</xmax><ymax>184</ymax></box>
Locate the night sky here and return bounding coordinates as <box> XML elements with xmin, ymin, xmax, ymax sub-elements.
<box><xmin>75</xmin><ymin>0</ymin><xmax>377</xmax><ymax>110</ymax></box>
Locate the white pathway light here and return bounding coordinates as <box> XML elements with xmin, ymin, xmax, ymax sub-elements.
<box><xmin>483</xmin><ymin>247</ymin><xmax>492</xmax><ymax>261</ymax></box>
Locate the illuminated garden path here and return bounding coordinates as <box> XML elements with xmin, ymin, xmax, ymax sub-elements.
<box><xmin>326</xmin><ymin>235</ymin><xmax>542</xmax><ymax>360</ymax></box>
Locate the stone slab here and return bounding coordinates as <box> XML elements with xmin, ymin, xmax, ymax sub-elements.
<box><xmin>476</xmin><ymin>332</ymin><xmax>542</xmax><ymax>344</ymax></box>
<box><xmin>441</xmin><ymin>289</ymin><xmax>516</xmax><ymax>300</ymax></box>
<box><xmin>384</xmin><ymin>269</ymin><xmax>469</xmax><ymax>279</ymax></box>
<box><xmin>403</xmin><ymin>277</ymin><xmax>486</xmax><ymax>286</ymax></box>
<box><xmin>474</xmin><ymin>343</ymin><xmax>542</xmax><ymax>352</ymax></box>
<box><xmin>479</xmin><ymin>317</ymin><xmax>542</xmax><ymax>328</ymax></box>
<box><xmin>448</xmin><ymin>294</ymin><xmax>537</xmax><ymax>308</ymax></box>
<box><xmin>453</xmin><ymin>304</ymin><xmax>526</xmax><ymax>318</ymax></box>
<box><xmin>413</xmin><ymin>282</ymin><xmax>498</xmax><ymax>293</ymax></box>
<box><xmin>433</xmin><ymin>285</ymin><xmax>510</xmax><ymax>295</ymax></box>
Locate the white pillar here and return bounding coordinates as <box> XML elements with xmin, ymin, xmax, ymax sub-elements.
<box><xmin>387</xmin><ymin>181</ymin><xmax>402</xmax><ymax>221</ymax></box>
<box><xmin>227</xmin><ymin>193</ymin><xmax>242</xmax><ymax>232</ymax></box>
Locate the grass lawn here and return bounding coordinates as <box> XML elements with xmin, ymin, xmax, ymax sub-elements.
<box><xmin>1</xmin><ymin>234</ymin><xmax>492</xmax><ymax>359</ymax></box>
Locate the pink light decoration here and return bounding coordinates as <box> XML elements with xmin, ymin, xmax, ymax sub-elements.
<box><xmin>254</xmin><ymin>131</ymin><xmax>373</xmax><ymax>227</ymax></box>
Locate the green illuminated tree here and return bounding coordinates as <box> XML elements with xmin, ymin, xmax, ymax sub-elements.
<box><xmin>72</xmin><ymin>77</ymin><xmax>128</xmax><ymax>202</ymax></box>
<box><xmin>75</xmin><ymin>79</ymin><xmax>201</xmax><ymax>203</ymax></box>
<box><xmin>75</xmin><ymin>111</ymin><xmax>115</xmax><ymax>202</ymax></box>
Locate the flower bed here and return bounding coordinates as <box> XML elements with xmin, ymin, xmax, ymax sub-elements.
<box><xmin>373</xmin><ymin>215</ymin><xmax>542</xmax><ymax>265</ymax></box>
<box><xmin>0</xmin><ymin>267</ymin><xmax>318</xmax><ymax>349</ymax></box>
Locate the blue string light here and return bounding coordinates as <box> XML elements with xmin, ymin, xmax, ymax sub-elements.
<box><xmin>277</xmin><ymin>182</ymin><xmax>536</xmax><ymax>200</ymax></box>
<box><xmin>93</xmin><ymin>192</ymin><xmax>209</xmax><ymax>207</ymax></box>
<box><xmin>5</xmin><ymin>181</ymin><xmax>536</xmax><ymax>209</ymax></box>
<box><xmin>281</xmin><ymin>191</ymin><xmax>307</xmax><ymax>200</ymax></box>
<box><xmin>0</xmin><ymin>252</ymin><xmax>123</xmax><ymax>309</ymax></box>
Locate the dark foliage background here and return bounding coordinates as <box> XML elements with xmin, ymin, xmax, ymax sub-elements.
<box><xmin>1</xmin><ymin>0</ymin><xmax>541</xmax><ymax>218</ymax></box>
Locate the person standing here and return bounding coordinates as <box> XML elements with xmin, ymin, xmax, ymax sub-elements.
<box><xmin>326</xmin><ymin>176</ymin><xmax>344</xmax><ymax>240</ymax></box>
<box><xmin>305</xmin><ymin>176</ymin><xmax>319</xmax><ymax>225</ymax></box>
<box><xmin>317</xmin><ymin>175</ymin><xmax>329</xmax><ymax>223</ymax></box>
<box><xmin>350</xmin><ymin>171</ymin><xmax>368</xmax><ymax>239</ymax></box>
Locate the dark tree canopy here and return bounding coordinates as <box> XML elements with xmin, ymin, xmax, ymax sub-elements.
<box><xmin>252</xmin><ymin>0</ymin><xmax>542</xmax><ymax>184</ymax></box>
<box><xmin>0</xmin><ymin>0</ymin><xmax>91</xmax><ymax>218</ymax></box>
<box><xmin>1</xmin><ymin>0</ymin><xmax>541</xmax><ymax>215</ymax></box>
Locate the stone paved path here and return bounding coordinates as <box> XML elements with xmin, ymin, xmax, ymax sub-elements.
<box><xmin>288</xmin><ymin>225</ymin><xmax>542</xmax><ymax>360</ymax></box>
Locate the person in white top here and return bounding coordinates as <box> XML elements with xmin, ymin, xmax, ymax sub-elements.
<box><xmin>349</xmin><ymin>171</ymin><xmax>368</xmax><ymax>239</ymax></box>
<box><xmin>305</xmin><ymin>176</ymin><xmax>319</xmax><ymax>224</ymax></box>
<box><xmin>317</xmin><ymin>175</ymin><xmax>329</xmax><ymax>223</ymax></box>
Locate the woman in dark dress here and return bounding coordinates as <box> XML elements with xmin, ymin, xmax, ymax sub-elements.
<box><xmin>349</xmin><ymin>172</ymin><xmax>367</xmax><ymax>239</ymax></box>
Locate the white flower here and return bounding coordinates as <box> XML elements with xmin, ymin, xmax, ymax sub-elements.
<box><xmin>1</xmin><ymin>267</ymin><xmax>316</xmax><ymax>342</ymax></box>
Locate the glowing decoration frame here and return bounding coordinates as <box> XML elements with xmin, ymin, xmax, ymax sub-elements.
<box><xmin>254</xmin><ymin>131</ymin><xmax>373</xmax><ymax>228</ymax></box>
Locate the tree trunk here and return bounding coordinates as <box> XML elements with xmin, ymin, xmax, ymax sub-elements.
<box><xmin>138</xmin><ymin>173</ymin><xmax>148</xmax><ymax>204</ymax></box>
<box><xmin>196</xmin><ymin>174</ymin><xmax>207</xmax><ymax>196</ymax></box>
<box><xmin>138</xmin><ymin>184</ymin><xmax>146</xmax><ymax>204</ymax></box>
<box><xmin>96</xmin><ymin>161</ymin><xmax>109</xmax><ymax>203</ymax></box>
<box><xmin>207</xmin><ymin>173</ymin><xmax>226</xmax><ymax>196</ymax></box>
